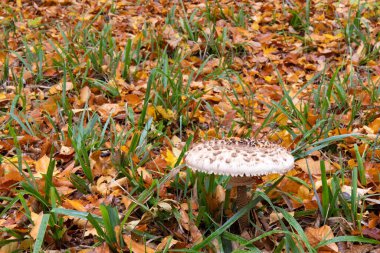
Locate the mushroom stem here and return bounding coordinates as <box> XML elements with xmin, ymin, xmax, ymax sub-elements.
<box><xmin>236</xmin><ymin>185</ymin><xmax>250</xmax><ymax>231</ymax></box>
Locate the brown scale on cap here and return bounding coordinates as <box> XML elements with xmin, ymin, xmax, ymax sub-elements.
<box><xmin>185</xmin><ymin>137</ymin><xmax>294</xmax><ymax>177</ymax></box>
<box><xmin>213</xmin><ymin>150</ymin><xmax>222</xmax><ymax>156</ymax></box>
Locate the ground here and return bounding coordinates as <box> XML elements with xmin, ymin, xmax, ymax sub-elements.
<box><xmin>0</xmin><ymin>0</ymin><xmax>380</xmax><ymax>252</ymax></box>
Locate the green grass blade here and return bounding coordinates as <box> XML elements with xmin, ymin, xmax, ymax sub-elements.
<box><xmin>320</xmin><ymin>160</ymin><xmax>330</xmax><ymax>219</ymax></box>
<box><xmin>354</xmin><ymin>144</ymin><xmax>366</xmax><ymax>186</ymax></box>
<box><xmin>351</xmin><ymin>167</ymin><xmax>358</xmax><ymax>227</ymax></box>
<box><xmin>317</xmin><ymin>235</ymin><xmax>380</xmax><ymax>248</ymax></box>
<box><xmin>51</xmin><ymin>207</ymin><xmax>103</xmax><ymax>224</ymax></box>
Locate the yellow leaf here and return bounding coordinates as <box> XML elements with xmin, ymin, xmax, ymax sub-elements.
<box><xmin>264</xmin><ymin>75</ymin><xmax>274</xmax><ymax>83</ymax></box>
<box><xmin>276</xmin><ymin>112</ymin><xmax>288</xmax><ymax>126</ymax></box>
<box><xmin>164</xmin><ymin>149</ymin><xmax>178</xmax><ymax>168</ymax></box>
<box><xmin>27</xmin><ymin>17</ymin><xmax>42</xmax><ymax>28</ymax></box>
<box><xmin>263</xmin><ymin>46</ymin><xmax>277</xmax><ymax>57</ymax></box>
<box><xmin>16</xmin><ymin>0</ymin><xmax>22</xmax><ymax>8</ymax></box>
<box><xmin>146</xmin><ymin>105</ymin><xmax>156</xmax><ymax>119</ymax></box>
<box><xmin>251</xmin><ymin>22</ymin><xmax>260</xmax><ymax>31</ymax></box>
<box><xmin>222</xmin><ymin>7</ymin><xmax>233</xmax><ymax>18</ymax></box>
<box><xmin>156</xmin><ymin>106</ymin><xmax>176</xmax><ymax>120</ymax></box>
<box><xmin>268</xmin><ymin>130</ymin><xmax>292</xmax><ymax>148</ymax></box>
<box><xmin>78</xmin><ymin>14</ymin><xmax>94</xmax><ymax>21</ymax></box>
<box><xmin>0</xmin><ymin>93</ymin><xmax>7</xmax><ymax>101</ymax></box>
<box><xmin>120</xmin><ymin>145</ymin><xmax>129</xmax><ymax>153</ymax></box>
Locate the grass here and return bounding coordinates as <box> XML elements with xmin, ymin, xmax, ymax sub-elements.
<box><xmin>0</xmin><ymin>0</ymin><xmax>380</xmax><ymax>252</ymax></box>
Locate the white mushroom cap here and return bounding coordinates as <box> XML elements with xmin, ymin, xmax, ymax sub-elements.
<box><xmin>185</xmin><ymin>138</ymin><xmax>294</xmax><ymax>177</ymax></box>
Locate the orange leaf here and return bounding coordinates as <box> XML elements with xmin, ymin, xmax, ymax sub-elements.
<box><xmin>0</xmin><ymin>169</ymin><xmax>23</xmax><ymax>187</ymax></box>
<box><xmin>125</xmin><ymin>94</ymin><xmax>141</xmax><ymax>106</ymax></box>
<box><xmin>369</xmin><ymin>117</ymin><xmax>380</xmax><ymax>133</ymax></box>
<box><xmin>305</xmin><ymin>225</ymin><xmax>338</xmax><ymax>252</ymax></box>
<box><xmin>64</xmin><ymin>199</ymin><xmax>87</xmax><ymax>212</ymax></box>
<box><xmin>35</xmin><ymin>155</ymin><xmax>51</xmax><ymax>175</ymax></box>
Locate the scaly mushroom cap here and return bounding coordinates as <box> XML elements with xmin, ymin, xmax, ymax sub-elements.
<box><xmin>185</xmin><ymin>138</ymin><xmax>294</xmax><ymax>177</ymax></box>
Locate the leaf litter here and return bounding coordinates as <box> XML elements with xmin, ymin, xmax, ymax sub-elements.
<box><xmin>0</xmin><ymin>0</ymin><xmax>380</xmax><ymax>252</ymax></box>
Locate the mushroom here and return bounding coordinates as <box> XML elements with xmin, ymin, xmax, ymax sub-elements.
<box><xmin>184</xmin><ymin>138</ymin><xmax>294</xmax><ymax>231</ymax></box>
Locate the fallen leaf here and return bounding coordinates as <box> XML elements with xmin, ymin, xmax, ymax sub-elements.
<box><xmin>34</xmin><ymin>155</ymin><xmax>52</xmax><ymax>175</ymax></box>
<box><xmin>63</xmin><ymin>199</ymin><xmax>87</xmax><ymax>212</ymax></box>
<box><xmin>123</xmin><ymin>235</ymin><xmax>155</xmax><ymax>253</ymax></box>
<box><xmin>156</xmin><ymin>236</ymin><xmax>179</xmax><ymax>251</ymax></box>
<box><xmin>80</xmin><ymin>86</ymin><xmax>91</xmax><ymax>104</ymax></box>
<box><xmin>30</xmin><ymin>212</ymin><xmax>44</xmax><ymax>240</ymax></box>
<box><xmin>296</xmin><ymin>158</ymin><xmax>335</xmax><ymax>175</ymax></box>
<box><xmin>305</xmin><ymin>225</ymin><xmax>338</xmax><ymax>252</ymax></box>
<box><xmin>163</xmin><ymin>149</ymin><xmax>178</xmax><ymax>168</ymax></box>
<box><xmin>156</xmin><ymin>106</ymin><xmax>176</xmax><ymax>120</ymax></box>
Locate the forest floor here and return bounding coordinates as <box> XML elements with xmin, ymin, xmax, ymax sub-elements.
<box><xmin>0</xmin><ymin>0</ymin><xmax>380</xmax><ymax>252</ymax></box>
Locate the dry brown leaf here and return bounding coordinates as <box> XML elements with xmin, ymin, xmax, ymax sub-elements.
<box><xmin>49</xmin><ymin>81</ymin><xmax>74</xmax><ymax>94</ymax></box>
<box><xmin>0</xmin><ymin>239</ymin><xmax>33</xmax><ymax>253</ymax></box>
<box><xmin>296</xmin><ymin>157</ymin><xmax>335</xmax><ymax>175</ymax></box>
<box><xmin>269</xmin><ymin>211</ymin><xmax>294</xmax><ymax>224</ymax></box>
<box><xmin>121</xmin><ymin>195</ymin><xmax>133</xmax><ymax>210</ymax></box>
<box><xmin>344</xmin><ymin>244</ymin><xmax>375</xmax><ymax>253</ymax></box>
<box><xmin>156</xmin><ymin>236</ymin><xmax>179</xmax><ymax>251</ymax></box>
<box><xmin>162</xmin><ymin>25</ymin><xmax>182</xmax><ymax>48</ymax></box>
<box><xmin>136</xmin><ymin>167</ymin><xmax>153</xmax><ymax>186</ymax></box>
<box><xmin>80</xmin><ymin>86</ymin><xmax>91</xmax><ymax>104</ymax></box>
<box><xmin>341</xmin><ymin>185</ymin><xmax>370</xmax><ymax>198</ymax></box>
<box><xmin>34</xmin><ymin>155</ymin><xmax>51</xmax><ymax>175</ymax></box>
<box><xmin>93</xmin><ymin>176</ymin><xmax>113</xmax><ymax>195</ymax></box>
<box><xmin>189</xmin><ymin>221</ymin><xmax>203</xmax><ymax>244</ymax></box>
<box><xmin>305</xmin><ymin>225</ymin><xmax>338</xmax><ymax>252</ymax></box>
<box><xmin>98</xmin><ymin>103</ymin><xmax>124</xmax><ymax>120</ymax></box>
<box><xmin>179</xmin><ymin>208</ymin><xmax>190</xmax><ymax>231</ymax></box>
